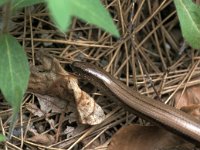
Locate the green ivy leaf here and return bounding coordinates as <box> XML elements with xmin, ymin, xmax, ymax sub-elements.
<box><xmin>46</xmin><ymin>0</ymin><xmax>119</xmax><ymax>37</ymax></box>
<box><xmin>0</xmin><ymin>34</ymin><xmax>30</xmax><ymax>133</ymax></box>
<box><xmin>12</xmin><ymin>0</ymin><xmax>44</xmax><ymax>9</ymax></box>
<box><xmin>0</xmin><ymin>134</ymin><xmax>6</xmax><ymax>142</ymax></box>
<box><xmin>174</xmin><ymin>0</ymin><xmax>200</xmax><ymax>49</ymax></box>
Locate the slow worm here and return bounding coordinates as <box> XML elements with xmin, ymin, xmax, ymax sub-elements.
<box><xmin>71</xmin><ymin>61</ymin><xmax>200</xmax><ymax>145</ymax></box>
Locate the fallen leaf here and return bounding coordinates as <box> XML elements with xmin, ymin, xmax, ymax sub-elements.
<box><xmin>26</xmin><ymin>98</ymin><xmax>58</xmax><ymax>131</ymax></box>
<box><xmin>68</xmin><ymin>77</ymin><xmax>106</xmax><ymax>125</ymax></box>
<box><xmin>180</xmin><ymin>104</ymin><xmax>200</xmax><ymax>121</ymax></box>
<box><xmin>26</xmin><ymin>103</ymin><xmax>44</xmax><ymax>117</ymax></box>
<box><xmin>65</xmin><ymin>111</ymin><xmax>78</xmax><ymax>124</ymax></box>
<box><xmin>174</xmin><ymin>85</ymin><xmax>200</xmax><ymax>109</ymax></box>
<box><xmin>28</xmin><ymin>52</ymin><xmax>105</xmax><ymax>125</ymax></box>
<box><xmin>27</xmin><ymin>134</ymin><xmax>55</xmax><ymax>146</ymax></box>
<box><xmin>36</xmin><ymin>94</ymin><xmax>67</xmax><ymax>113</ymax></box>
<box><xmin>64</xmin><ymin>124</ymin><xmax>87</xmax><ymax>138</ymax></box>
<box><xmin>63</xmin><ymin>126</ymin><xmax>75</xmax><ymax>135</ymax></box>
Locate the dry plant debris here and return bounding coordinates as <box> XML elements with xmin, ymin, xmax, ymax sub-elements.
<box><xmin>1</xmin><ymin>0</ymin><xmax>200</xmax><ymax>149</ymax></box>
<box><xmin>174</xmin><ymin>85</ymin><xmax>200</xmax><ymax>109</ymax></box>
<box><xmin>27</xmin><ymin>133</ymin><xmax>55</xmax><ymax>146</ymax></box>
<box><xmin>29</xmin><ymin>51</ymin><xmax>105</xmax><ymax>126</ymax></box>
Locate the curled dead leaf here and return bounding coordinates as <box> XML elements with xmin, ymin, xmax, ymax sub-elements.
<box><xmin>67</xmin><ymin>76</ymin><xmax>106</xmax><ymax>125</ymax></box>
<box><xmin>28</xmin><ymin>52</ymin><xmax>105</xmax><ymax>125</ymax></box>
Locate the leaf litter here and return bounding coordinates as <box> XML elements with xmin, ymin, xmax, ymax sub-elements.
<box><xmin>1</xmin><ymin>1</ymin><xmax>200</xmax><ymax>149</ymax></box>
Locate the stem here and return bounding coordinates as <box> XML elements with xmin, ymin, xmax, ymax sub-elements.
<box><xmin>2</xmin><ymin>0</ymin><xmax>12</xmax><ymax>33</ymax></box>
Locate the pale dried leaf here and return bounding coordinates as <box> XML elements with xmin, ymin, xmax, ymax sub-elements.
<box><xmin>63</xmin><ymin>126</ymin><xmax>75</xmax><ymax>138</ymax></box>
<box><xmin>27</xmin><ymin>134</ymin><xmax>55</xmax><ymax>146</ymax></box>
<box><xmin>180</xmin><ymin>104</ymin><xmax>200</xmax><ymax>121</ymax></box>
<box><xmin>65</xmin><ymin>124</ymin><xmax>87</xmax><ymax>138</ymax></box>
<box><xmin>63</xmin><ymin>126</ymin><xmax>75</xmax><ymax>134</ymax></box>
<box><xmin>36</xmin><ymin>94</ymin><xmax>67</xmax><ymax>113</ymax></box>
<box><xmin>68</xmin><ymin>77</ymin><xmax>105</xmax><ymax>125</ymax></box>
<box><xmin>174</xmin><ymin>85</ymin><xmax>200</xmax><ymax>109</ymax></box>
<box><xmin>64</xmin><ymin>111</ymin><xmax>78</xmax><ymax>124</ymax></box>
<box><xmin>26</xmin><ymin>103</ymin><xmax>44</xmax><ymax>117</ymax></box>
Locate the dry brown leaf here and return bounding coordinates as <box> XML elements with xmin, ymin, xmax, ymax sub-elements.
<box><xmin>68</xmin><ymin>77</ymin><xmax>106</xmax><ymax>125</ymax></box>
<box><xmin>36</xmin><ymin>94</ymin><xmax>67</xmax><ymax>113</ymax></box>
<box><xmin>180</xmin><ymin>104</ymin><xmax>200</xmax><ymax>121</ymax></box>
<box><xmin>26</xmin><ymin>98</ymin><xmax>57</xmax><ymax>130</ymax></box>
<box><xmin>27</xmin><ymin>134</ymin><xmax>55</xmax><ymax>146</ymax></box>
<box><xmin>26</xmin><ymin>103</ymin><xmax>44</xmax><ymax>117</ymax></box>
<box><xmin>108</xmin><ymin>125</ymin><xmax>186</xmax><ymax>150</ymax></box>
<box><xmin>29</xmin><ymin>52</ymin><xmax>74</xmax><ymax>101</ymax></box>
<box><xmin>28</xmin><ymin>52</ymin><xmax>105</xmax><ymax>125</ymax></box>
<box><xmin>65</xmin><ymin>111</ymin><xmax>77</xmax><ymax>124</ymax></box>
<box><xmin>174</xmin><ymin>85</ymin><xmax>200</xmax><ymax>109</ymax></box>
